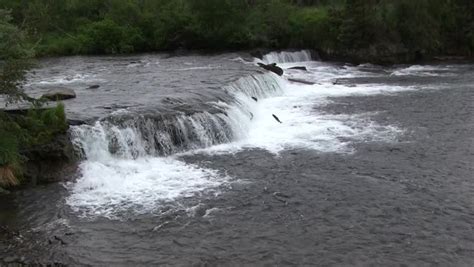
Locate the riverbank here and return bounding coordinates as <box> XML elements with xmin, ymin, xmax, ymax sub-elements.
<box><xmin>0</xmin><ymin>105</ymin><xmax>77</xmax><ymax>193</ymax></box>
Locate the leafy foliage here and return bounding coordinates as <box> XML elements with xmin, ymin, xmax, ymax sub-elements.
<box><xmin>0</xmin><ymin>104</ymin><xmax>68</xmax><ymax>187</ymax></box>
<box><xmin>0</xmin><ymin>9</ymin><xmax>69</xmax><ymax>187</ymax></box>
<box><xmin>0</xmin><ymin>9</ymin><xmax>34</xmax><ymax>104</ymax></box>
<box><xmin>76</xmin><ymin>19</ymin><xmax>145</xmax><ymax>54</ymax></box>
<box><xmin>0</xmin><ymin>0</ymin><xmax>470</xmax><ymax>57</ymax></box>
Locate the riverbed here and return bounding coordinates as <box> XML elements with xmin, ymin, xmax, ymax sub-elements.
<box><xmin>1</xmin><ymin>51</ymin><xmax>473</xmax><ymax>265</ymax></box>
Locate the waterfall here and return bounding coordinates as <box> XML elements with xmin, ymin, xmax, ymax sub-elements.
<box><xmin>70</xmin><ymin>73</ymin><xmax>284</xmax><ymax>160</ymax></box>
<box><xmin>66</xmin><ymin>51</ymin><xmax>407</xmax><ymax>217</ymax></box>
<box><xmin>261</xmin><ymin>50</ymin><xmax>313</xmax><ymax>64</ymax></box>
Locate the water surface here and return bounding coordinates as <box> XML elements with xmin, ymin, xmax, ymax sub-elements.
<box><xmin>1</xmin><ymin>51</ymin><xmax>473</xmax><ymax>265</ymax></box>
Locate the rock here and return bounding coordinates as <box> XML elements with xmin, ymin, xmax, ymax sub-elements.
<box><xmin>67</xmin><ymin>119</ymin><xmax>86</xmax><ymax>126</ymax></box>
<box><xmin>251</xmin><ymin>97</ymin><xmax>258</xmax><ymax>102</ymax></box>
<box><xmin>288</xmin><ymin>78</ymin><xmax>315</xmax><ymax>85</ymax></box>
<box><xmin>54</xmin><ymin>235</ymin><xmax>67</xmax><ymax>245</ymax></box>
<box><xmin>257</xmin><ymin>63</ymin><xmax>284</xmax><ymax>76</ymax></box>
<box><xmin>22</xmin><ymin>133</ymin><xmax>78</xmax><ymax>185</ymax></box>
<box><xmin>288</xmin><ymin>66</ymin><xmax>307</xmax><ymax>71</ymax></box>
<box><xmin>42</xmin><ymin>88</ymin><xmax>76</xmax><ymax>101</ymax></box>
<box><xmin>88</xmin><ymin>85</ymin><xmax>100</xmax><ymax>89</ymax></box>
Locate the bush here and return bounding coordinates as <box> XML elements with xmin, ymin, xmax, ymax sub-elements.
<box><xmin>76</xmin><ymin>19</ymin><xmax>145</xmax><ymax>54</ymax></box>
<box><xmin>1</xmin><ymin>0</ymin><xmax>473</xmax><ymax>58</ymax></box>
<box><xmin>289</xmin><ymin>7</ymin><xmax>338</xmax><ymax>49</ymax></box>
<box><xmin>0</xmin><ymin>130</ymin><xmax>21</xmax><ymax>187</ymax></box>
<box><xmin>36</xmin><ymin>34</ymin><xmax>79</xmax><ymax>56</ymax></box>
<box><xmin>185</xmin><ymin>0</ymin><xmax>251</xmax><ymax>49</ymax></box>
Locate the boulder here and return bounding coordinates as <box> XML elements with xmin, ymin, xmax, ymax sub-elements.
<box><xmin>42</xmin><ymin>88</ymin><xmax>76</xmax><ymax>101</ymax></box>
<box><xmin>288</xmin><ymin>66</ymin><xmax>307</xmax><ymax>71</ymax></box>
<box><xmin>22</xmin><ymin>133</ymin><xmax>78</xmax><ymax>185</ymax></box>
<box><xmin>288</xmin><ymin>78</ymin><xmax>315</xmax><ymax>85</ymax></box>
<box><xmin>257</xmin><ymin>63</ymin><xmax>284</xmax><ymax>76</ymax></box>
<box><xmin>67</xmin><ymin>119</ymin><xmax>87</xmax><ymax>126</ymax></box>
<box><xmin>88</xmin><ymin>85</ymin><xmax>100</xmax><ymax>89</ymax></box>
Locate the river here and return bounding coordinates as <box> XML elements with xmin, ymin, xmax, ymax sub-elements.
<box><xmin>1</xmin><ymin>51</ymin><xmax>473</xmax><ymax>265</ymax></box>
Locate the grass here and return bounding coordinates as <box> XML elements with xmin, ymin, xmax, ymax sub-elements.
<box><xmin>0</xmin><ymin>165</ymin><xmax>20</xmax><ymax>187</ymax></box>
<box><xmin>0</xmin><ymin>103</ymin><xmax>67</xmax><ymax>188</ymax></box>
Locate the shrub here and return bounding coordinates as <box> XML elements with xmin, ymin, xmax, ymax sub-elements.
<box><xmin>36</xmin><ymin>34</ymin><xmax>79</xmax><ymax>56</ymax></box>
<box><xmin>289</xmin><ymin>7</ymin><xmax>337</xmax><ymax>49</ymax></box>
<box><xmin>0</xmin><ymin>130</ymin><xmax>21</xmax><ymax>187</ymax></box>
<box><xmin>76</xmin><ymin>19</ymin><xmax>145</xmax><ymax>54</ymax></box>
<box><xmin>0</xmin><ymin>104</ymin><xmax>68</xmax><ymax>187</ymax></box>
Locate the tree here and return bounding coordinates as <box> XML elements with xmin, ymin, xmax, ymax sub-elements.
<box><xmin>0</xmin><ymin>9</ymin><xmax>69</xmax><ymax>189</ymax></box>
<box><xmin>0</xmin><ymin>9</ymin><xmax>33</xmax><ymax>105</ymax></box>
<box><xmin>186</xmin><ymin>0</ymin><xmax>250</xmax><ymax>48</ymax></box>
<box><xmin>338</xmin><ymin>0</ymin><xmax>377</xmax><ymax>50</ymax></box>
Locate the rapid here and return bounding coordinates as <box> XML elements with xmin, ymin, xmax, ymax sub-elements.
<box><xmin>1</xmin><ymin>50</ymin><xmax>473</xmax><ymax>265</ymax></box>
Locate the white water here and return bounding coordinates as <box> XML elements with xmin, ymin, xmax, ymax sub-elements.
<box><xmin>390</xmin><ymin>65</ymin><xmax>454</xmax><ymax>76</ymax></box>
<box><xmin>193</xmin><ymin>76</ymin><xmax>409</xmax><ymax>155</ymax></box>
<box><xmin>261</xmin><ymin>50</ymin><xmax>313</xmax><ymax>64</ymax></box>
<box><xmin>67</xmin><ymin>157</ymin><xmax>225</xmax><ymax>218</ymax></box>
<box><xmin>67</xmin><ymin>50</ymin><xmax>418</xmax><ymax>217</ymax></box>
<box><xmin>67</xmin><ymin>73</ymin><xmax>283</xmax><ymax>217</ymax></box>
<box><xmin>34</xmin><ymin>74</ymin><xmax>104</xmax><ymax>85</ymax></box>
<box><xmin>68</xmin><ymin>113</ymin><xmax>234</xmax><ymax>218</ymax></box>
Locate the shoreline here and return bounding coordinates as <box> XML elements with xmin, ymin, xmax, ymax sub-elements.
<box><xmin>33</xmin><ymin>47</ymin><xmax>474</xmax><ymax>65</ymax></box>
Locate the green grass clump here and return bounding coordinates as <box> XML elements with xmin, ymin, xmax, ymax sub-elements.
<box><xmin>0</xmin><ymin>103</ymin><xmax>67</xmax><ymax>188</ymax></box>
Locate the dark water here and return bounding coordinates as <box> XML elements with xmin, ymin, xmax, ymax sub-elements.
<box><xmin>22</xmin><ymin>53</ymin><xmax>259</xmax><ymax>122</ymax></box>
<box><xmin>1</xmin><ymin>53</ymin><xmax>473</xmax><ymax>265</ymax></box>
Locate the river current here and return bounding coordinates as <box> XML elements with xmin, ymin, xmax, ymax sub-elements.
<box><xmin>1</xmin><ymin>51</ymin><xmax>473</xmax><ymax>265</ymax></box>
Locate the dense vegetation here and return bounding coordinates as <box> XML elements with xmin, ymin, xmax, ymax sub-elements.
<box><xmin>0</xmin><ymin>10</ymin><xmax>67</xmax><ymax>188</ymax></box>
<box><xmin>0</xmin><ymin>0</ymin><xmax>472</xmax><ymax>61</ymax></box>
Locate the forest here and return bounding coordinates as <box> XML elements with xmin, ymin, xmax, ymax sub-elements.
<box><xmin>0</xmin><ymin>0</ymin><xmax>472</xmax><ymax>60</ymax></box>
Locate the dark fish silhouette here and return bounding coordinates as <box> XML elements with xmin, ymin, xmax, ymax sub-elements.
<box><xmin>272</xmin><ymin>114</ymin><xmax>282</xmax><ymax>123</ymax></box>
<box><xmin>251</xmin><ymin>96</ymin><xmax>258</xmax><ymax>102</ymax></box>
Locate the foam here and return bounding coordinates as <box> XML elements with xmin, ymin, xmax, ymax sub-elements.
<box><xmin>390</xmin><ymin>65</ymin><xmax>452</xmax><ymax>76</ymax></box>
<box><xmin>192</xmin><ymin>81</ymin><xmax>406</xmax><ymax>155</ymax></box>
<box><xmin>66</xmin><ymin>157</ymin><xmax>226</xmax><ymax>218</ymax></box>
<box><xmin>36</xmin><ymin>74</ymin><xmax>96</xmax><ymax>85</ymax></box>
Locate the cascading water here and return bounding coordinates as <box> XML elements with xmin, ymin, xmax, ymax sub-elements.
<box><xmin>70</xmin><ymin>73</ymin><xmax>284</xmax><ymax>159</ymax></box>
<box><xmin>66</xmin><ymin>50</ymin><xmax>405</xmax><ymax>217</ymax></box>
<box><xmin>261</xmin><ymin>50</ymin><xmax>313</xmax><ymax>64</ymax></box>
<box><xmin>67</xmin><ymin>72</ymin><xmax>285</xmax><ymax>217</ymax></box>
